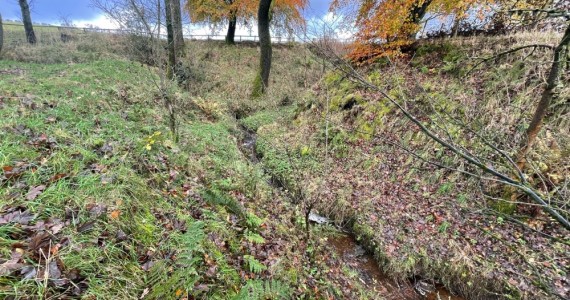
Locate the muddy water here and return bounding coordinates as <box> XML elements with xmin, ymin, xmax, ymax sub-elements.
<box><xmin>329</xmin><ymin>234</ymin><xmax>463</xmax><ymax>300</ymax></box>
<box><xmin>238</xmin><ymin>129</ymin><xmax>463</xmax><ymax>300</ymax></box>
<box><xmin>328</xmin><ymin>234</ymin><xmax>407</xmax><ymax>298</ymax></box>
<box><xmin>240</xmin><ymin>128</ymin><xmax>259</xmax><ymax>163</ymax></box>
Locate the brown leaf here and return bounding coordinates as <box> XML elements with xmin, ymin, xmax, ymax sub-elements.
<box><xmin>48</xmin><ymin>260</ymin><xmax>62</xmax><ymax>279</ymax></box>
<box><xmin>77</xmin><ymin>220</ymin><xmax>96</xmax><ymax>233</ymax></box>
<box><xmin>50</xmin><ymin>244</ymin><xmax>61</xmax><ymax>256</ymax></box>
<box><xmin>115</xmin><ymin>230</ymin><xmax>128</xmax><ymax>241</ymax></box>
<box><xmin>194</xmin><ymin>284</ymin><xmax>209</xmax><ymax>292</ymax></box>
<box><xmin>0</xmin><ymin>249</ymin><xmax>25</xmax><ymax>276</ymax></box>
<box><xmin>21</xmin><ymin>266</ymin><xmax>37</xmax><ymax>279</ymax></box>
<box><xmin>26</xmin><ymin>185</ymin><xmax>46</xmax><ymax>200</ymax></box>
<box><xmin>141</xmin><ymin>260</ymin><xmax>155</xmax><ymax>271</ymax></box>
<box><xmin>50</xmin><ymin>223</ymin><xmax>65</xmax><ymax>235</ymax></box>
<box><xmin>0</xmin><ymin>209</ymin><xmax>34</xmax><ymax>225</ymax></box>
<box><xmin>88</xmin><ymin>204</ymin><xmax>107</xmax><ymax>218</ymax></box>
<box><xmin>205</xmin><ymin>265</ymin><xmax>217</xmax><ymax>278</ymax></box>
<box><xmin>49</xmin><ymin>173</ymin><xmax>68</xmax><ymax>183</ymax></box>
<box><xmin>2</xmin><ymin>165</ymin><xmax>24</xmax><ymax>180</ymax></box>
<box><xmin>65</xmin><ymin>268</ymin><xmax>83</xmax><ymax>282</ymax></box>
<box><xmin>29</xmin><ymin>232</ymin><xmax>52</xmax><ymax>255</ymax></box>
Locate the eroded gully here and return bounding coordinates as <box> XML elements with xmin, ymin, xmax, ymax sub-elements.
<box><xmin>238</xmin><ymin>127</ymin><xmax>463</xmax><ymax>300</ymax></box>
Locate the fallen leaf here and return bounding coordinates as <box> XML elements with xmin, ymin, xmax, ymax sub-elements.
<box><xmin>101</xmin><ymin>175</ymin><xmax>115</xmax><ymax>184</ymax></box>
<box><xmin>141</xmin><ymin>260</ymin><xmax>155</xmax><ymax>271</ymax></box>
<box><xmin>50</xmin><ymin>223</ymin><xmax>64</xmax><ymax>235</ymax></box>
<box><xmin>48</xmin><ymin>260</ymin><xmax>62</xmax><ymax>279</ymax></box>
<box><xmin>0</xmin><ymin>209</ymin><xmax>34</xmax><ymax>225</ymax></box>
<box><xmin>194</xmin><ymin>284</ymin><xmax>209</xmax><ymax>292</ymax></box>
<box><xmin>65</xmin><ymin>268</ymin><xmax>83</xmax><ymax>282</ymax></box>
<box><xmin>26</xmin><ymin>185</ymin><xmax>46</xmax><ymax>200</ymax></box>
<box><xmin>175</xmin><ymin>289</ymin><xmax>184</xmax><ymax>297</ymax></box>
<box><xmin>110</xmin><ymin>210</ymin><xmax>121</xmax><ymax>220</ymax></box>
<box><xmin>0</xmin><ymin>250</ymin><xmax>24</xmax><ymax>276</ymax></box>
<box><xmin>49</xmin><ymin>173</ymin><xmax>68</xmax><ymax>183</ymax></box>
<box><xmin>29</xmin><ymin>232</ymin><xmax>52</xmax><ymax>255</ymax></box>
<box><xmin>88</xmin><ymin>204</ymin><xmax>107</xmax><ymax>218</ymax></box>
<box><xmin>50</xmin><ymin>244</ymin><xmax>61</xmax><ymax>255</ymax></box>
<box><xmin>3</xmin><ymin>165</ymin><xmax>24</xmax><ymax>180</ymax></box>
<box><xmin>21</xmin><ymin>266</ymin><xmax>37</xmax><ymax>279</ymax></box>
<box><xmin>116</xmin><ymin>230</ymin><xmax>128</xmax><ymax>241</ymax></box>
<box><xmin>77</xmin><ymin>220</ymin><xmax>96</xmax><ymax>233</ymax></box>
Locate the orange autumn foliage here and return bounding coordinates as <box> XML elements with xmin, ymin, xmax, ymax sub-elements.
<box><xmin>186</xmin><ymin>0</ymin><xmax>308</xmax><ymax>28</ymax></box>
<box><xmin>331</xmin><ymin>0</ymin><xmax>492</xmax><ymax>62</ymax></box>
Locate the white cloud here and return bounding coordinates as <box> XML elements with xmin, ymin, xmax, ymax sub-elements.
<box><xmin>304</xmin><ymin>11</ymin><xmax>355</xmax><ymax>41</ymax></box>
<box><xmin>73</xmin><ymin>14</ymin><xmax>120</xmax><ymax>29</ymax></box>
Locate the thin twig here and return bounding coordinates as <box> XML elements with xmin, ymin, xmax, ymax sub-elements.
<box><xmin>467</xmin><ymin>44</ymin><xmax>555</xmax><ymax>75</ymax></box>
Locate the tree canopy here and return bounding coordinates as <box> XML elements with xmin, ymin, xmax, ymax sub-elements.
<box><xmin>331</xmin><ymin>0</ymin><xmax>491</xmax><ymax>61</ymax></box>
<box><xmin>185</xmin><ymin>0</ymin><xmax>307</xmax><ymax>43</ymax></box>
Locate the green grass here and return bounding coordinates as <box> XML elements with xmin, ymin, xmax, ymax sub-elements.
<box><xmin>3</xmin><ymin>23</ymin><xmax>90</xmax><ymax>44</ymax></box>
<box><xmin>0</xmin><ymin>37</ymin><xmax>381</xmax><ymax>299</ymax></box>
<box><xmin>240</xmin><ymin>106</ymin><xmax>295</xmax><ymax>132</ymax></box>
<box><xmin>0</xmin><ymin>58</ymin><xmax>184</xmax><ymax>298</ymax></box>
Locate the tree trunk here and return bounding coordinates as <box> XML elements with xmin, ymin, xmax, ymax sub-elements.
<box><xmin>407</xmin><ymin>0</ymin><xmax>433</xmax><ymax>39</ymax></box>
<box><xmin>18</xmin><ymin>0</ymin><xmax>36</xmax><ymax>44</ymax></box>
<box><xmin>165</xmin><ymin>0</ymin><xmax>176</xmax><ymax>79</ymax></box>
<box><xmin>252</xmin><ymin>0</ymin><xmax>272</xmax><ymax>98</ymax></box>
<box><xmin>516</xmin><ymin>23</ymin><xmax>570</xmax><ymax>170</ymax></box>
<box><xmin>226</xmin><ymin>14</ymin><xmax>237</xmax><ymax>45</ymax></box>
<box><xmin>171</xmin><ymin>0</ymin><xmax>185</xmax><ymax>57</ymax></box>
<box><xmin>0</xmin><ymin>14</ymin><xmax>4</xmax><ymax>54</ymax></box>
<box><xmin>451</xmin><ymin>15</ymin><xmax>460</xmax><ymax>38</ymax></box>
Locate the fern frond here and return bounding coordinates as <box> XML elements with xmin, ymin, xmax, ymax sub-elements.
<box><xmin>232</xmin><ymin>280</ymin><xmax>291</xmax><ymax>300</ymax></box>
<box><xmin>246</xmin><ymin>212</ymin><xmax>264</xmax><ymax>228</ymax></box>
<box><xmin>244</xmin><ymin>231</ymin><xmax>265</xmax><ymax>244</ymax></box>
<box><xmin>145</xmin><ymin>221</ymin><xmax>205</xmax><ymax>299</ymax></box>
<box><xmin>202</xmin><ymin>189</ymin><xmax>245</xmax><ymax>217</ymax></box>
<box><xmin>243</xmin><ymin>255</ymin><xmax>267</xmax><ymax>274</ymax></box>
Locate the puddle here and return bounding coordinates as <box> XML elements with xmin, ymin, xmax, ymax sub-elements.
<box><xmin>239</xmin><ymin>127</ymin><xmax>259</xmax><ymax>163</ymax></box>
<box><xmin>328</xmin><ymin>234</ymin><xmax>464</xmax><ymax>300</ymax></box>
<box><xmin>329</xmin><ymin>234</ymin><xmax>403</xmax><ymax>297</ymax></box>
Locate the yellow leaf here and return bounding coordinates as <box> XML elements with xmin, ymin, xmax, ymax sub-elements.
<box><xmin>175</xmin><ymin>289</ymin><xmax>183</xmax><ymax>297</ymax></box>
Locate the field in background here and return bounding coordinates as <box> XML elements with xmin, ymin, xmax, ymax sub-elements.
<box><xmin>1</xmin><ymin>22</ymin><xmax>296</xmax><ymax>47</ymax></box>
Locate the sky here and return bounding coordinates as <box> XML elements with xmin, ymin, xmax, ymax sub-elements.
<box><xmin>0</xmin><ymin>0</ymin><xmax>333</xmax><ymax>29</ymax></box>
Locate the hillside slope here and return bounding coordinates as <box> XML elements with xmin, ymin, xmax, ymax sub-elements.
<box><xmin>252</xmin><ymin>33</ymin><xmax>569</xmax><ymax>299</ymax></box>
<box><xmin>0</xmin><ymin>41</ymin><xmax>396</xmax><ymax>299</ymax></box>
<box><xmin>1</xmin><ymin>30</ymin><xmax>568</xmax><ymax>300</ymax></box>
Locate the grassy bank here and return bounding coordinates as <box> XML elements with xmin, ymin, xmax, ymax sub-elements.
<box><xmin>0</xmin><ymin>36</ymin><xmax>393</xmax><ymax>299</ymax></box>
<box><xmin>252</xmin><ymin>33</ymin><xmax>570</xmax><ymax>299</ymax></box>
<box><xmin>2</xmin><ymin>26</ymin><xmax>568</xmax><ymax>299</ymax></box>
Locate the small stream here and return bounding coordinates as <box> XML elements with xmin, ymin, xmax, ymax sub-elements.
<box><xmin>238</xmin><ymin>128</ymin><xmax>463</xmax><ymax>300</ymax></box>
